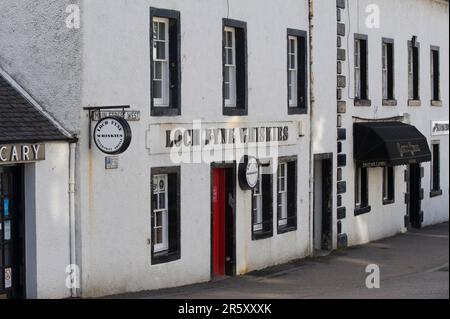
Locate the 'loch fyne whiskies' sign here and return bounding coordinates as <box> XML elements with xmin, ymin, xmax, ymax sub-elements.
<box><xmin>0</xmin><ymin>144</ymin><xmax>45</xmax><ymax>164</ymax></box>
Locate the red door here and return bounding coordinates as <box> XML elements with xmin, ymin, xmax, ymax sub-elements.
<box><xmin>212</xmin><ymin>169</ymin><xmax>226</xmax><ymax>276</ymax></box>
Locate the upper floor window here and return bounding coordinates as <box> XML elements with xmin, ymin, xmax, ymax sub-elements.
<box><xmin>430</xmin><ymin>142</ymin><xmax>442</xmax><ymax>197</ymax></box>
<box><xmin>150</xmin><ymin>8</ymin><xmax>181</xmax><ymax>116</ymax></box>
<box><xmin>382</xmin><ymin>38</ymin><xmax>395</xmax><ymax>103</ymax></box>
<box><xmin>224</xmin><ymin>27</ymin><xmax>237</xmax><ymax>108</ymax></box>
<box><xmin>287</xmin><ymin>29</ymin><xmax>308</xmax><ymax>114</ymax></box>
<box><xmin>431</xmin><ymin>46</ymin><xmax>441</xmax><ymax>103</ymax></box>
<box><xmin>354</xmin><ymin>34</ymin><xmax>370</xmax><ymax>105</ymax></box>
<box><xmin>408</xmin><ymin>39</ymin><xmax>420</xmax><ymax>104</ymax></box>
<box><xmin>223</xmin><ymin>19</ymin><xmax>247</xmax><ymax>116</ymax></box>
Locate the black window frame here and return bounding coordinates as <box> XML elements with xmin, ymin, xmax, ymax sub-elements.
<box><xmin>251</xmin><ymin>162</ymin><xmax>273</xmax><ymax>241</ymax></box>
<box><xmin>408</xmin><ymin>39</ymin><xmax>421</xmax><ymax>104</ymax></box>
<box><xmin>430</xmin><ymin>141</ymin><xmax>442</xmax><ymax>197</ymax></box>
<box><xmin>355</xmin><ymin>166</ymin><xmax>371</xmax><ymax>215</ymax></box>
<box><xmin>150</xmin><ymin>7</ymin><xmax>181</xmax><ymax>117</ymax></box>
<box><xmin>151</xmin><ymin>166</ymin><xmax>181</xmax><ymax>265</ymax></box>
<box><xmin>354</xmin><ymin>34</ymin><xmax>371</xmax><ymax>106</ymax></box>
<box><xmin>222</xmin><ymin>18</ymin><xmax>248</xmax><ymax>116</ymax></box>
<box><xmin>430</xmin><ymin>46</ymin><xmax>441</xmax><ymax>103</ymax></box>
<box><xmin>382</xmin><ymin>38</ymin><xmax>396</xmax><ymax>105</ymax></box>
<box><xmin>287</xmin><ymin>29</ymin><xmax>308</xmax><ymax>115</ymax></box>
<box><xmin>382</xmin><ymin>166</ymin><xmax>395</xmax><ymax>205</ymax></box>
<box><xmin>277</xmin><ymin>156</ymin><xmax>298</xmax><ymax>234</ymax></box>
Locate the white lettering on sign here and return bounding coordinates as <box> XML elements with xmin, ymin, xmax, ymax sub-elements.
<box><xmin>0</xmin><ymin>144</ymin><xmax>45</xmax><ymax>164</ymax></box>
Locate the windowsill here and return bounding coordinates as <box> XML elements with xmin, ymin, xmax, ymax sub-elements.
<box><xmin>288</xmin><ymin>106</ymin><xmax>308</xmax><ymax>115</ymax></box>
<box><xmin>354</xmin><ymin>205</ymin><xmax>371</xmax><ymax>216</ymax></box>
<box><xmin>354</xmin><ymin>99</ymin><xmax>372</xmax><ymax>107</ymax></box>
<box><xmin>382</xmin><ymin>99</ymin><xmax>397</xmax><ymax>107</ymax></box>
<box><xmin>430</xmin><ymin>189</ymin><xmax>443</xmax><ymax>198</ymax></box>
<box><xmin>252</xmin><ymin>230</ymin><xmax>274</xmax><ymax>241</ymax></box>
<box><xmin>151</xmin><ymin>250</ymin><xmax>180</xmax><ymax>265</ymax></box>
<box><xmin>277</xmin><ymin>225</ymin><xmax>297</xmax><ymax>235</ymax></box>
<box><xmin>431</xmin><ymin>100</ymin><xmax>443</xmax><ymax>107</ymax></box>
<box><xmin>223</xmin><ymin>107</ymin><xmax>248</xmax><ymax>117</ymax></box>
<box><xmin>151</xmin><ymin>106</ymin><xmax>181</xmax><ymax>117</ymax></box>
<box><xmin>408</xmin><ymin>99</ymin><xmax>422</xmax><ymax>107</ymax></box>
<box><xmin>383</xmin><ymin>199</ymin><xmax>395</xmax><ymax>206</ymax></box>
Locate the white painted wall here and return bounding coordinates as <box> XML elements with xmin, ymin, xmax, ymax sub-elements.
<box><xmin>311</xmin><ymin>0</ymin><xmax>339</xmax><ymax>249</ymax></box>
<box><xmin>32</xmin><ymin>142</ymin><xmax>71</xmax><ymax>299</ymax></box>
<box><xmin>79</xmin><ymin>0</ymin><xmax>311</xmax><ymax>297</ymax></box>
<box><xmin>336</xmin><ymin>0</ymin><xmax>449</xmax><ymax>246</ymax></box>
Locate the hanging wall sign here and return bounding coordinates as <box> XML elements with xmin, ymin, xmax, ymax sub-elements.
<box><xmin>93</xmin><ymin>117</ymin><xmax>132</xmax><ymax>155</ymax></box>
<box><xmin>238</xmin><ymin>156</ymin><xmax>260</xmax><ymax>190</ymax></box>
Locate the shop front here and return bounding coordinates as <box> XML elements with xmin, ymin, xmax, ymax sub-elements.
<box><xmin>0</xmin><ymin>73</ymin><xmax>74</xmax><ymax>299</ymax></box>
<box><xmin>353</xmin><ymin>121</ymin><xmax>432</xmax><ymax>229</ymax></box>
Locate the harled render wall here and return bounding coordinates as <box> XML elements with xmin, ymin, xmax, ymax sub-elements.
<box><xmin>79</xmin><ymin>0</ymin><xmax>311</xmax><ymax>297</ymax></box>
<box><xmin>0</xmin><ymin>0</ymin><xmax>82</xmax><ymax>134</ymax></box>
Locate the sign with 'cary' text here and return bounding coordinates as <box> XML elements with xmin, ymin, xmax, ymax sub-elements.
<box><xmin>0</xmin><ymin>144</ymin><xmax>45</xmax><ymax>164</ymax></box>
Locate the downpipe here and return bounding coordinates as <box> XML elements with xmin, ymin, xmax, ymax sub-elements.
<box><xmin>308</xmin><ymin>0</ymin><xmax>315</xmax><ymax>256</ymax></box>
<box><xmin>69</xmin><ymin>142</ymin><xmax>78</xmax><ymax>298</ymax></box>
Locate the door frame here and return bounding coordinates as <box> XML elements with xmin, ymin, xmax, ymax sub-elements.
<box><xmin>210</xmin><ymin>162</ymin><xmax>237</xmax><ymax>278</ymax></box>
<box><xmin>0</xmin><ymin>165</ymin><xmax>26</xmax><ymax>299</ymax></box>
<box><xmin>312</xmin><ymin>153</ymin><xmax>333</xmax><ymax>252</ymax></box>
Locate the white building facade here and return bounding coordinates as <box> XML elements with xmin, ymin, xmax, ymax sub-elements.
<box><xmin>0</xmin><ymin>0</ymin><xmax>448</xmax><ymax>298</ymax></box>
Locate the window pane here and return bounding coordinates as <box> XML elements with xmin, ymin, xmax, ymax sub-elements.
<box><xmin>158</xmin><ymin>193</ymin><xmax>166</xmax><ymax>210</ymax></box>
<box><xmin>290</xmin><ymin>55</ymin><xmax>296</xmax><ymax>69</ymax></box>
<box><xmin>152</xmin><ymin>80</ymin><xmax>162</xmax><ymax>99</ymax></box>
<box><xmin>227</xmin><ymin>48</ymin><xmax>233</xmax><ymax>65</ymax></box>
<box><xmin>158</xmin><ymin>22</ymin><xmax>166</xmax><ymax>40</ymax></box>
<box><xmin>227</xmin><ymin>31</ymin><xmax>233</xmax><ymax>48</ymax></box>
<box><xmin>154</xmin><ymin>61</ymin><xmax>162</xmax><ymax>79</ymax></box>
<box><xmin>224</xmin><ymin>66</ymin><xmax>230</xmax><ymax>83</ymax></box>
<box><xmin>155</xmin><ymin>227</ymin><xmax>162</xmax><ymax>244</ymax></box>
<box><xmin>224</xmin><ymin>82</ymin><xmax>230</xmax><ymax>100</ymax></box>
<box><xmin>155</xmin><ymin>42</ymin><xmax>166</xmax><ymax>60</ymax></box>
<box><xmin>155</xmin><ymin>211</ymin><xmax>162</xmax><ymax>227</ymax></box>
<box><xmin>153</xmin><ymin>22</ymin><xmax>159</xmax><ymax>40</ymax></box>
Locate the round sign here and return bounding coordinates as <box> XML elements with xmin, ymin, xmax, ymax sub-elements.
<box><xmin>93</xmin><ymin>116</ymin><xmax>132</xmax><ymax>155</ymax></box>
<box><xmin>238</xmin><ymin>156</ymin><xmax>260</xmax><ymax>190</ymax></box>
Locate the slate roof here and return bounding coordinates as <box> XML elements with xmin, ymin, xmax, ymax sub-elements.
<box><xmin>0</xmin><ymin>73</ymin><xmax>71</xmax><ymax>143</ymax></box>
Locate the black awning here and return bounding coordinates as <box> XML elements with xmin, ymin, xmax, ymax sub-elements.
<box><xmin>354</xmin><ymin>121</ymin><xmax>431</xmax><ymax>167</ymax></box>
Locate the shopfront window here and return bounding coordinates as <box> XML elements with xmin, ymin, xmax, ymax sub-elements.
<box><xmin>252</xmin><ymin>164</ymin><xmax>273</xmax><ymax>240</ymax></box>
<box><xmin>151</xmin><ymin>167</ymin><xmax>180</xmax><ymax>264</ymax></box>
<box><xmin>277</xmin><ymin>159</ymin><xmax>297</xmax><ymax>233</ymax></box>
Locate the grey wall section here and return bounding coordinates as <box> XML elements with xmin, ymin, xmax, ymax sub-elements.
<box><xmin>0</xmin><ymin>0</ymin><xmax>82</xmax><ymax>134</ymax></box>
